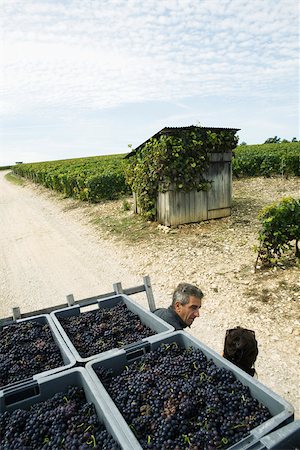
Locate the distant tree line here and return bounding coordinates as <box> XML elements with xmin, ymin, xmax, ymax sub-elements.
<box><xmin>240</xmin><ymin>136</ymin><xmax>299</xmax><ymax>146</ymax></box>
<box><xmin>264</xmin><ymin>136</ymin><xmax>298</xmax><ymax>144</ymax></box>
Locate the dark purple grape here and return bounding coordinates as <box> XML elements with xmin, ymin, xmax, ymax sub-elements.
<box><xmin>0</xmin><ymin>320</ymin><xmax>64</xmax><ymax>388</ymax></box>
<box><xmin>96</xmin><ymin>342</ymin><xmax>272</xmax><ymax>449</ymax></box>
<box><xmin>58</xmin><ymin>303</ymin><xmax>154</xmax><ymax>357</ymax></box>
<box><xmin>0</xmin><ymin>386</ymin><xmax>120</xmax><ymax>450</ymax></box>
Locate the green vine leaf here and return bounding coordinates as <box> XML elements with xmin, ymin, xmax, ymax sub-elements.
<box><xmin>125</xmin><ymin>126</ymin><xmax>238</xmax><ymax>219</ymax></box>
<box><xmin>256</xmin><ymin>197</ymin><xmax>300</xmax><ymax>269</ymax></box>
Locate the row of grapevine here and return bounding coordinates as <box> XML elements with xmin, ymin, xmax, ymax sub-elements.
<box><xmin>0</xmin><ymin>165</ymin><xmax>13</xmax><ymax>171</ymax></box>
<box><xmin>11</xmin><ymin>142</ymin><xmax>300</xmax><ymax>203</ymax></box>
<box><xmin>232</xmin><ymin>142</ymin><xmax>300</xmax><ymax>177</ymax></box>
<box><xmin>255</xmin><ymin>197</ymin><xmax>300</xmax><ymax>269</ymax></box>
<box><xmin>12</xmin><ymin>155</ymin><xmax>130</xmax><ymax>202</ymax></box>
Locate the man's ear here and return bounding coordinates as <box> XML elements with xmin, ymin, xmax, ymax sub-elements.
<box><xmin>174</xmin><ymin>301</ymin><xmax>181</xmax><ymax>312</ymax></box>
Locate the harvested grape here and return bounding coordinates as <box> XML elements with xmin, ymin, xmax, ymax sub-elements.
<box><xmin>0</xmin><ymin>385</ymin><xmax>120</xmax><ymax>450</ymax></box>
<box><xmin>58</xmin><ymin>303</ymin><xmax>155</xmax><ymax>357</ymax></box>
<box><xmin>96</xmin><ymin>342</ymin><xmax>272</xmax><ymax>449</ymax></box>
<box><xmin>0</xmin><ymin>320</ymin><xmax>64</xmax><ymax>388</ymax></box>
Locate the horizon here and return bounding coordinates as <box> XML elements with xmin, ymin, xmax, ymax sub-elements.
<box><xmin>2</xmin><ymin>138</ymin><xmax>300</xmax><ymax>169</ymax></box>
<box><xmin>1</xmin><ymin>0</ymin><xmax>299</xmax><ymax>166</ymax></box>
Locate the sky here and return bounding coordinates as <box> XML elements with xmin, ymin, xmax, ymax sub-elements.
<box><xmin>0</xmin><ymin>0</ymin><xmax>299</xmax><ymax>166</ymax></box>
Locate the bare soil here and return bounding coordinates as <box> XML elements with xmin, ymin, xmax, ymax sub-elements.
<box><xmin>0</xmin><ymin>171</ymin><xmax>299</xmax><ymax>418</ymax></box>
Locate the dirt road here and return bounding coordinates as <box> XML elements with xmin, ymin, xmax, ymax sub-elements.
<box><xmin>0</xmin><ymin>171</ymin><xmax>143</xmax><ymax>318</ymax></box>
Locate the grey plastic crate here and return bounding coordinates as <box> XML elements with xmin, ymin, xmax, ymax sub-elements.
<box><xmin>0</xmin><ymin>314</ymin><xmax>76</xmax><ymax>393</ymax></box>
<box><xmin>247</xmin><ymin>420</ymin><xmax>300</xmax><ymax>449</ymax></box>
<box><xmin>50</xmin><ymin>293</ymin><xmax>174</xmax><ymax>363</ymax></box>
<box><xmin>86</xmin><ymin>331</ymin><xmax>294</xmax><ymax>450</ymax></box>
<box><xmin>0</xmin><ymin>367</ymin><xmax>136</xmax><ymax>449</ymax></box>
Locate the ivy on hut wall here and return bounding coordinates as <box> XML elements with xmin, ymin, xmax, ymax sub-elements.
<box><xmin>125</xmin><ymin>127</ymin><xmax>239</xmax><ymax>219</ymax></box>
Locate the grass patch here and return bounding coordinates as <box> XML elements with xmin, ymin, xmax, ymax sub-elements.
<box><xmin>244</xmin><ymin>286</ymin><xmax>271</xmax><ymax>303</ymax></box>
<box><xmin>5</xmin><ymin>172</ymin><xmax>25</xmax><ymax>186</ymax></box>
<box><xmin>278</xmin><ymin>280</ymin><xmax>300</xmax><ymax>293</ymax></box>
<box><xmin>62</xmin><ymin>201</ymin><xmax>86</xmax><ymax>212</ymax></box>
<box><xmin>90</xmin><ymin>210</ymin><xmax>160</xmax><ymax>244</ymax></box>
<box><xmin>231</xmin><ymin>197</ymin><xmax>265</xmax><ymax>219</ymax></box>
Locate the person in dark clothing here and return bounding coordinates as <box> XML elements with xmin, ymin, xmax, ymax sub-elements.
<box><xmin>223</xmin><ymin>326</ymin><xmax>258</xmax><ymax>377</ymax></box>
<box><xmin>153</xmin><ymin>283</ymin><xmax>204</xmax><ymax>330</ymax></box>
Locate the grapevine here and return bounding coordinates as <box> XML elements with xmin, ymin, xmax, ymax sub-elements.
<box><xmin>255</xmin><ymin>197</ymin><xmax>300</xmax><ymax>270</ymax></box>
<box><xmin>232</xmin><ymin>142</ymin><xmax>300</xmax><ymax>177</ymax></box>
<box><xmin>12</xmin><ymin>154</ymin><xmax>130</xmax><ymax>202</ymax></box>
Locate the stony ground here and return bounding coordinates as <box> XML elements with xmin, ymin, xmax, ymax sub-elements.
<box><xmin>1</xmin><ymin>172</ymin><xmax>299</xmax><ymax>418</ymax></box>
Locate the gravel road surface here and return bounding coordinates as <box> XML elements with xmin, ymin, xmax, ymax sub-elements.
<box><xmin>0</xmin><ymin>171</ymin><xmax>143</xmax><ymax>318</ymax></box>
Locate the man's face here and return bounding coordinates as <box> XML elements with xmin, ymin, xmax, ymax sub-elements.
<box><xmin>174</xmin><ymin>295</ymin><xmax>202</xmax><ymax>326</ymax></box>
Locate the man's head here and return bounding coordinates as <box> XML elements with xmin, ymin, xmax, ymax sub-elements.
<box><xmin>171</xmin><ymin>283</ymin><xmax>203</xmax><ymax>327</ymax></box>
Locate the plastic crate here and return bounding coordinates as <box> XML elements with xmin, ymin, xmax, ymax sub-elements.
<box><xmin>0</xmin><ymin>367</ymin><xmax>136</xmax><ymax>449</ymax></box>
<box><xmin>50</xmin><ymin>293</ymin><xmax>174</xmax><ymax>363</ymax></box>
<box><xmin>247</xmin><ymin>420</ymin><xmax>300</xmax><ymax>449</ymax></box>
<box><xmin>0</xmin><ymin>314</ymin><xmax>76</xmax><ymax>393</ymax></box>
<box><xmin>86</xmin><ymin>331</ymin><xmax>294</xmax><ymax>450</ymax></box>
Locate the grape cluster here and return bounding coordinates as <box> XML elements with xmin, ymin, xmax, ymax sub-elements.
<box><xmin>0</xmin><ymin>386</ymin><xmax>120</xmax><ymax>450</ymax></box>
<box><xmin>0</xmin><ymin>320</ymin><xmax>65</xmax><ymax>388</ymax></box>
<box><xmin>96</xmin><ymin>342</ymin><xmax>272</xmax><ymax>450</ymax></box>
<box><xmin>58</xmin><ymin>303</ymin><xmax>155</xmax><ymax>358</ymax></box>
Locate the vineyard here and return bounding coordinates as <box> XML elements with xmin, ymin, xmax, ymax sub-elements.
<box><xmin>232</xmin><ymin>142</ymin><xmax>300</xmax><ymax>177</ymax></box>
<box><xmin>10</xmin><ymin>142</ymin><xmax>300</xmax><ymax>203</ymax></box>
<box><xmin>12</xmin><ymin>154</ymin><xmax>130</xmax><ymax>202</ymax></box>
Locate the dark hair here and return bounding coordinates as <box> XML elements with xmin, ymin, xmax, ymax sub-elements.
<box><xmin>223</xmin><ymin>327</ymin><xmax>258</xmax><ymax>377</ymax></box>
<box><xmin>172</xmin><ymin>283</ymin><xmax>204</xmax><ymax>307</ymax></box>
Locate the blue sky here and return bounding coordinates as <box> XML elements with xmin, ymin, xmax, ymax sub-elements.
<box><xmin>0</xmin><ymin>0</ymin><xmax>299</xmax><ymax>166</ymax></box>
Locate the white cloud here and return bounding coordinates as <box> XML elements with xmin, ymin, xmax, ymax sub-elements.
<box><xmin>0</xmin><ymin>0</ymin><xmax>298</xmax><ymax>164</ymax></box>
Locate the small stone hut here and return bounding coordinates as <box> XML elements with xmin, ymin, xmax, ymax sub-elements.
<box><xmin>126</xmin><ymin>126</ymin><xmax>240</xmax><ymax>226</ymax></box>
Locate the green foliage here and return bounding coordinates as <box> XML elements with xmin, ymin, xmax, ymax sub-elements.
<box><xmin>0</xmin><ymin>165</ymin><xmax>12</xmax><ymax>171</ymax></box>
<box><xmin>256</xmin><ymin>197</ymin><xmax>300</xmax><ymax>268</ymax></box>
<box><xmin>232</xmin><ymin>142</ymin><xmax>300</xmax><ymax>177</ymax></box>
<box><xmin>12</xmin><ymin>155</ymin><xmax>131</xmax><ymax>202</ymax></box>
<box><xmin>122</xmin><ymin>199</ymin><xmax>131</xmax><ymax>211</ymax></box>
<box><xmin>125</xmin><ymin>128</ymin><xmax>238</xmax><ymax>219</ymax></box>
<box><xmin>5</xmin><ymin>172</ymin><xmax>25</xmax><ymax>185</ymax></box>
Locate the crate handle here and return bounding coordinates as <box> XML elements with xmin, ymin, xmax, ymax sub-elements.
<box><xmin>3</xmin><ymin>379</ymin><xmax>40</xmax><ymax>407</ymax></box>
<box><xmin>124</xmin><ymin>341</ymin><xmax>151</xmax><ymax>361</ymax></box>
<box><xmin>0</xmin><ymin>313</ymin><xmax>20</xmax><ymax>331</ymax></box>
